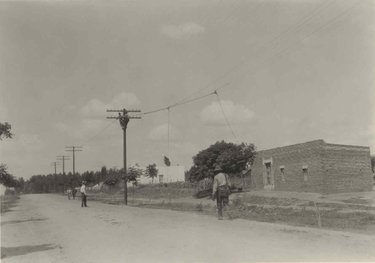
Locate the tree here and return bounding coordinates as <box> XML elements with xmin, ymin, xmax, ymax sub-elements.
<box><xmin>82</xmin><ymin>171</ymin><xmax>95</xmax><ymax>185</ymax></box>
<box><xmin>371</xmin><ymin>156</ymin><xmax>375</xmax><ymax>173</ymax></box>
<box><xmin>100</xmin><ymin>166</ymin><xmax>107</xmax><ymax>182</ymax></box>
<box><xmin>145</xmin><ymin>163</ymin><xmax>158</xmax><ymax>183</ymax></box>
<box><xmin>127</xmin><ymin>165</ymin><xmax>144</xmax><ymax>185</ymax></box>
<box><xmin>0</xmin><ymin>164</ymin><xmax>18</xmax><ymax>187</ymax></box>
<box><xmin>164</xmin><ymin>156</ymin><xmax>171</xmax><ymax>167</ymax></box>
<box><xmin>104</xmin><ymin>173</ymin><xmax>121</xmax><ymax>186</ymax></box>
<box><xmin>0</xmin><ymin>122</ymin><xmax>12</xmax><ymax>140</ymax></box>
<box><xmin>188</xmin><ymin>140</ymin><xmax>256</xmax><ymax>182</ymax></box>
<box><xmin>0</xmin><ymin>122</ymin><xmax>16</xmax><ymax>188</ymax></box>
<box><xmin>17</xmin><ymin>177</ymin><xmax>25</xmax><ymax>192</ymax></box>
<box><xmin>103</xmin><ymin>167</ymin><xmax>122</xmax><ymax>186</ymax></box>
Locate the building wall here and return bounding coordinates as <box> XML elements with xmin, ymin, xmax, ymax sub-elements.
<box><xmin>138</xmin><ymin>166</ymin><xmax>185</xmax><ymax>184</ymax></box>
<box><xmin>158</xmin><ymin>166</ymin><xmax>185</xmax><ymax>183</ymax></box>
<box><xmin>322</xmin><ymin>144</ymin><xmax>373</xmax><ymax>193</ymax></box>
<box><xmin>252</xmin><ymin>140</ymin><xmax>325</xmax><ymax>193</ymax></box>
<box><xmin>251</xmin><ymin>140</ymin><xmax>373</xmax><ymax>193</ymax></box>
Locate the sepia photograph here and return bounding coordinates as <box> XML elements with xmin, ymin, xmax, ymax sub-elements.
<box><xmin>1</xmin><ymin>0</ymin><xmax>374</xmax><ymax>262</ymax></box>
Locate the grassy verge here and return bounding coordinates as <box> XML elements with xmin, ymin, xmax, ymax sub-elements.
<box><xmin>127</xmin><ymin>182</ymin><xmax>196</xmax><ymax>199</ymax></box>
<box><xmin>226</xmin><ymin>197</ymin><xmax>375</xmax><ymax>232</ymax></box>
<box><xmin>88</xmin><ymin>184</ymin><xmax>375</xmax><ymax>234</ymax></box>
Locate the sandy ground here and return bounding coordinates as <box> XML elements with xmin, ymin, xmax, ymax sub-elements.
<box><xmin>1</xmin><ymin>194</ymin><xmax>375</xmax><ymax>263</ymax></box>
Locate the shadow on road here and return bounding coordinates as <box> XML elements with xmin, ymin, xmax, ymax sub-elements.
<box><xmin>1</xmin><ymin>218</ymin><xmax>46</xmax><ymax>226</ymax></box>
<box><xmin>1</xmin><ymin>244</ymin><xmax>57</xmax><ymax>259</ymax></box>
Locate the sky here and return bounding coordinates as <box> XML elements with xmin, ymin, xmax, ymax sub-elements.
<box><xmin>0</xmin><ymin>0</ymin><xmax>374</xmax><ymax>179</ymax></box>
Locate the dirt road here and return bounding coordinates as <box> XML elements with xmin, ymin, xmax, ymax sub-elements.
<box><xmin>1</xmin><ymin>194</ymin><xmax>375</xmax><ymax>263</ymax></box>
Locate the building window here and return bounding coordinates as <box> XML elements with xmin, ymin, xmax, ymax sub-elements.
<box><xmin>280</xmin><ymin>166</ymin><xmax>285</xmax><ymax>182</ymax></box>
<box><xmin>302</xmin><ymin>166</ymin><xmax>308</xmax><ymax>181</ymax></box>
<box><xmin>265</xmin><ymin>162</ymin><xmax>272</xmax><ymax>185</ymax></box>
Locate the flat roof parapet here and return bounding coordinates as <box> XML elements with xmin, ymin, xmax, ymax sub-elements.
<box><xmin>257</xmin><ymin>139</ymin><xmax>370</xmax><ymax>153</ymax></box>
<box><xmin>257</xmin><ymin>139</ymin><xmax>325</xmax><ymax>153</ymax></box>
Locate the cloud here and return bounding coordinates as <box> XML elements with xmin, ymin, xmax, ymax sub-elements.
<box><xmin>200</xmin><ymin>100</ymin><xmax>255</xmax><ymax>126</ymax></box>
<box><xmin>81</xmin><ymin>99</ymin><xmax>107</xmax><ymax>117</ymax></box>
<box><xmin>109</xmin><ymin>92</ymin><xmax>140</xmax><ymax>110</ymax></box>
<box><xmin>161</xmin><ymin>22</ymin><xmax>205</xmax><ymax>39</ymax></box>
<box><xmin>148</xmin><ymin>124</ymin><xmax>181</xmax><ymax>141</ymax></box>
<box><xmin>56</xmin><ymin>92</ymin><xmax>140</xmax><ymax>140</ymax></box>
<box><xmin>173</xmin><ymin>141</ymin><xmax>200</xmax><ymax>156</ymax></box>
<box><xmin>80</xmin><ymin>92</ymin><xmax>140</xmax><ymax>118</ymax></box>
<box><xmin>55</xmin><ymin>119</ymin><xmax>106</xmax><ymax>139</ymax></box>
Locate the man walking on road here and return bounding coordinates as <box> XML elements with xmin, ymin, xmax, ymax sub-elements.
<box><xmin>212</xmin><ymin>165</ymin><xmax>231</xmax><ymax>220</ymax></box>
<box><xmin>80</xmin><ymin>181</ymin><xmax>87</xmax><ymax>207</ymax></box>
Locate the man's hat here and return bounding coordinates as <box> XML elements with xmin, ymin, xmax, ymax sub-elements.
<box><xmin>214</xmin><ymin>165</ymin><xmax>223</xmax><ymax>172</ymax></box>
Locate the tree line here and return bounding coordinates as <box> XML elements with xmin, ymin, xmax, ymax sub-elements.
<box><xmin>22</xmin><ymin>141</ymin><xmax>256</xmax><ymax>194</ymax></box>
<box><xmin>0</xmin><ymin>122</ymin><xmax>24</xmax><ymax>189</ymax></box>
<box><xmin>2</xmin><ymin>121</ymin><xmax>257</xmax><ymax>194</ymax></box>
<box><xmin>23</xmin><ymin>164</ymin><xmax>159</xmax><ymax>194</ymax></box>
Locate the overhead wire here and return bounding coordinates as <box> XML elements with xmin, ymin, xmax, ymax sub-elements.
<box><xmin>83</xmin><ymin>119</ymin><xmax>118</xmax><ymax>145</ymax></box>
<box><xmin>139</xmin><ymin>85</ymin><xmax>225</xmax><ymax>116</ymax></box>
<box><xmin>139</xmin><ymin>0</ymin><xmax>338</xmax><ymax>113</ymax></box>
<box><xmin>222</xmin><ymin>0</ymin><xmax>364</xmax><ymax>92</ymax></box>
<box><xmin>136</xmin><ymin>0</ymin><xmax>362</xmax><ymax>150</ymax></box>
<box><xmin>146</xmin><ymin>0</ymin><xmax>264</xmax><ymax>109</ymax></box>
<box><xmin>212</xmin><ymin>0</ymin><xmax>344</xmax><ymax>94</ymax></box>
<box><xmin>167</xmin><ymin>106</ymin><xmax>171</xmax><ymax>175</ymax></box>
<box><xmin>172</xmin><ymin>0</ymin><xmax>337</xmax><ymax>103</ymax></box>
<box><xmin>85</xmin><ymin>0</ymin><xmax>362</xmax><ymax>150</ymax></box>
<box><xmin>214</xmin><ymin>90</ymin><xmax>239</xmax><ymax>143</ymax></box>
<box><xmin>48</xmin><ymin>1</ymin><xmax>363</xmax><ymax>176</ymax></box>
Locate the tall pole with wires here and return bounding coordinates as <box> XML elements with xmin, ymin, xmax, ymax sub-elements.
<box><xmin>57</xmin><ymin>155</ymin><xmax>70</xmax><ymax>193</ymax></box>
<box><xmin>107</xmin><ymin>108</ymin><xmax>141</xmax><ymax>205</ymax></box>
<box><xmin>167</xmin><ymin>107</ymin><xmax>171</xmax><ymax>180</ymax></box>
<box><xmin>51</xmin><ymin>162</ymin><xmax>61</xmax><ymax>193</ymax></box>
<box><xmin>51</xmin><ymin>161</ymin><xmax>61</xmax><ymax>175</ymax></box>
<box><xmin>167</xmin><ymin>107</ymin><xmax>170</xmax><ymax>161</ymax></box>
<box><xmin>57</xmin><ymin>155</ymin><xmax>70</xmax><ymax>175</ymax></box>
<box><xmin>65</xmin><ymin>146</ymin><xmax>83</xmax><ymax>175</ymax></box>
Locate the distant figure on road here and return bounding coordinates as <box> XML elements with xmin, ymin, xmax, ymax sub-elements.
<box><xmin>67</xmin><ymin>189</ymin><xmax>72</xmax><ymax>200</ymax></box>
<box><xmin>80</xmin><ymin>181</ymin><xmax>88</xmax><ymax>207</ymax></box>
<box><xmin>212</xmin><ymin>165</ymin><xmax>231</xmax><ymax>220</ymax></box>
<box><xmin>72</xmin><ymin>188</ymin><xmax>77</xmax><ymax>200</ymax></box>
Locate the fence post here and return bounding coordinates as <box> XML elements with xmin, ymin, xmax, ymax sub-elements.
<box><xmin>313</xmin><ymin>201</ymin><xmax>322</xmax><ymax>228</ymax></box>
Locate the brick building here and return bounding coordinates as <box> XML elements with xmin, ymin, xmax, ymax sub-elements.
<box><xmin>250</xmin><ymin>140</ymin><xmax>373</xmax><ymax>193</ymax></box>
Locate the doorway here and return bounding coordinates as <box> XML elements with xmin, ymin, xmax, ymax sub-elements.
<box><xmin>264</xmin><ymin>162</ymin><xmax>274</xmax><ymax>189</ymax></box>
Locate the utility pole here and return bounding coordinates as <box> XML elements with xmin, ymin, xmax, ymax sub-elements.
<box><xmin>51</xmin><ymin>162</ymin><xmax>61</xmax><ymax>193</ymax></box>
<box><xmin>65</xmin><ymin>146</ymin><xmax>83</xmax><ymax>175</ymax></box>
<box><xmin>107</xmin><ymin>108</ymin><xmax>141</xmax><ymax>205</ymax></box>
<box><xmin>51</xmin><ymin>161</ymin><xmax>61</xmax><ymax>175</ymax></box>
<box><xmin>57</xmin><ymin>155</ymin><xmax>70</xmax><ymax>193</ymax></box>
<box><xmin>57</xmin><ymin>155</ymin><xmax>70</xmax><ymax>175</ymax></box>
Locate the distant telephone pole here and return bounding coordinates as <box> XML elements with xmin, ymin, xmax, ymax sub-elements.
<box><xmin>51</xmin><ymin>161</ymin><xmax>61</xmax><ymax>193</ymax></box>
<box><xmin>51</xmin><ymin>161</ymin><xmax>61</xmax><ymax>175</ymax></box>
<box><xmin>57</xmin><ymin>155</ymin><xmax>70</xmax><ymax>175</ymax></box>
<box><xmin>107</xmin><ymin>108</ymin><xmax>141</xmax><ymax>205</ymax></box>
<box><xmin>65</xmin><ymin>146</ymin><xmax>83</xmax><ymax>175</ymax></box>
